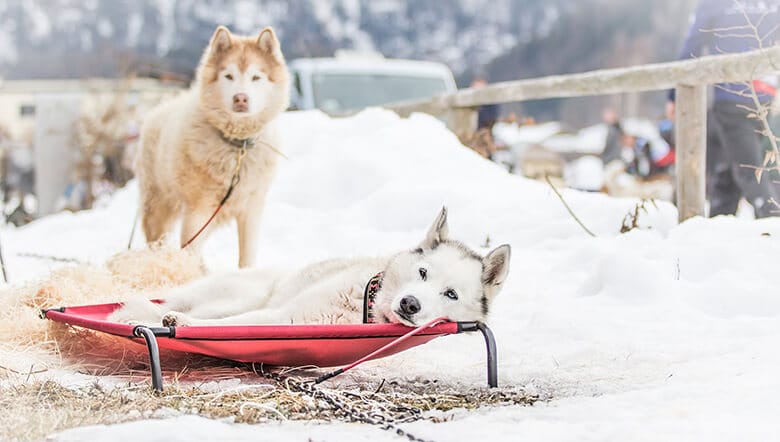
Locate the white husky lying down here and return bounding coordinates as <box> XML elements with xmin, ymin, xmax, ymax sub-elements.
<box><xmin>109</xmin><ymin>208</ymin><xmax>511</xmax><ymax>327</ymax></box>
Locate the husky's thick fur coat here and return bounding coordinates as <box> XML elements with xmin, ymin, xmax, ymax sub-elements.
<box><xmin>110</xmin><ymin>208</ymin><xmax>511</xmax><ymax>327</ymax></box>
<box><xmin>136</xmin><ymin>26</ymin><xmax>289</xmax><ymax>267</ymax></box>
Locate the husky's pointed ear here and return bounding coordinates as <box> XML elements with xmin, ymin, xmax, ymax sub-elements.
<box><xmin>210</xmin><ymin>26</ymin><xmax>232</xmax><ymax>54</ymax></box>
<box><xmin>482</xmin><ymin>244</ymin><xmax>511</xmax><ymax>289</ymax></box>
<box><xmin>420</xmin><ymin>207</ymin><xmax>450</xmax><ymax>249</ymax></box>
<box><xmin>257</xmin><ymin>27</ymin><xmax>283</xmax><ymax>59</ymax></box>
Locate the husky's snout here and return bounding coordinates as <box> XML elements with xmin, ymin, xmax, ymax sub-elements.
<box><xmin>399</xmin><ymin>295</ymin><xmax>421</xmax><ymax>317</ymax></box>
<box><xmin>233</xmin><ymin>93</ymin><xmax>249</xmax><ymax>112</ymax></box>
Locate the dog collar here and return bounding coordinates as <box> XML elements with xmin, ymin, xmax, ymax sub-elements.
<box><xmin>217</xmin><ymin>130</ymin><xmax>256</xmax><ymax>149</ymax></box>
<box><xmin>362</xmin><ymin>271</ymin><xmax>384</xmax><ymax>324</ymax></box>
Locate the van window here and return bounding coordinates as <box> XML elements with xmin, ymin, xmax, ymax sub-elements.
<box><xmin>289</xmin><ymin>72</ymin><xmax>303</xmax><ymax>110</ymax></box>
<box><xmin>293</xmin><ymin>72</ymin><xmax>303</xmax><ymax>96</ymax></box>
<box><xmin>311</xmin><ymin>73</ymin><xmax>448</xmax><ymax>113</ymax></box>
<box><xmin>19</xmin><ymin>104</ymin><xmax>36</xmax><ymax>117</ymax></box>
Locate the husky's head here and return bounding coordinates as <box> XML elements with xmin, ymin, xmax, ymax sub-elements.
<box><xmin>375</xmin><ymin>208</ymin><xmax>511</xmax><ymax>326</ymax></box>
<box><xmin>197</xmin><ymin>26</ymin><xmax>290</xmax><ymax>139</ymax></box>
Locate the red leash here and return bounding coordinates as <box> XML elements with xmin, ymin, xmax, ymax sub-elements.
<box><xmin>181</xmin><ymin>145</ymin><xmax>246</xmax><ymax>249</ymax></box>
<box><xmin>314</xmin><ymin>317</ymin><xmax>449</xmax><ymax>384</ymax></box>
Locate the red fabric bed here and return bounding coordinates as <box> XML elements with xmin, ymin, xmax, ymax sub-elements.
<box><xmin>43</xmin><ymin>302</ymin><xmax>460</xmax><ymax>367</ymax></box>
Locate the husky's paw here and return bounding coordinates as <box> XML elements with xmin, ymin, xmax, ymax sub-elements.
<box><xmin>162</xmin><ymin>311</ymin><xmax>192</xmax><ymax>327</ymax></box>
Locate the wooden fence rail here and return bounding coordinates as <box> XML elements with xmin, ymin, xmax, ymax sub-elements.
<box><xmin>386</xmin><ymin>45</ymin><xmax>780</xmax><ymax>222</ymax></box>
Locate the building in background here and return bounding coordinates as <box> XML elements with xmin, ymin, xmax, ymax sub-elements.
<box><xmin>0</xmin><ymin>78</ymin><xmax>183</xmax><ymax>217</ymax></box>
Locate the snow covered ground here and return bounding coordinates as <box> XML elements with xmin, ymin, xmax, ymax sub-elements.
<box><xmin>4</xmin><ymin>109</ymin><xmax>780</xmax><ymax>441</ymax></box>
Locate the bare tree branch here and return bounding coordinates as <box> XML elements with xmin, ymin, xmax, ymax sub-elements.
<box><xmin>544</xmin><ymin>175</ymin><xmax>597</xmax><ymax>237</ymax></box>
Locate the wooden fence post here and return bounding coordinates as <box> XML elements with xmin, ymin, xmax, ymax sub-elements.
<box><xmin>675</xmin><ymin>84</ymin><xmax>708</xmax><ymax>222</ymax></box>
<box><xmin>447</xmin><ymin>107</ymin><xmax>478</xmax><ymax>140</ymax></box>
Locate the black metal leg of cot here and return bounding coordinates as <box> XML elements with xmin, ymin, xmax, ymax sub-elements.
<box><xmin>458</xmin><ymin>322</ymin><xmax>498</xmax><ymax>388</ymax></box>
<box><xmin>133</xmin><ymin>326</ymin><xmax>164</xmax><ymax>391</ymax></box>
<box><xmin>476</xmin><ymin>323</ymin><xmax>498</xmax><ymax>388</ymax></box>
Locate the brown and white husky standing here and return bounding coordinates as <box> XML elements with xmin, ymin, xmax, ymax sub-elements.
<box><xmin>135</xmin><ymin>25</ymin><xmax>290</xmax><ymax>267</ymax></box>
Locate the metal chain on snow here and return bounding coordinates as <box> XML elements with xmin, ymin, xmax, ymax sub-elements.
<box><xmin>256</xmin><ymin>365</ymin><xmax>434</xmax><ymax>442</ymax></box>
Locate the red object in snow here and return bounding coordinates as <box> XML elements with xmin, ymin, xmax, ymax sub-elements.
<box><xmin>42</xmin><ymin>302</ymin><xmax>460</xmax><ymax>367</ymax></box>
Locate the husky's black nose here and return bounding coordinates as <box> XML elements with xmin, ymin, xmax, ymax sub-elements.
<box><xmin>400</xmin><ymin>295</ymin><xmax>421</xmax><ymax>315</ymax></box>
<box><xmin>233</xmin><ymin>93</ymin><xmax>249</xmax><ymax>112</ymax></box>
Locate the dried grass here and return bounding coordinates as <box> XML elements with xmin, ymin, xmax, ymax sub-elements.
<box><xmin>0</xmin><ymin>245</ymin><xmax>205</xmax><ymax>376</ymax></box>
<box><xmin>0</xmin><ymin>377</ymin><xmax>540</xmax><ymax>441</ymax></box>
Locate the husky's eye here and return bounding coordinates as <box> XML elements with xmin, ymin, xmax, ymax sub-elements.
<box><xmin>418</xmin><ymin>268</ymin><xmax>427</xmax><ymax>281</ymax></box>
<box><xmin>443</xmin><ymin>289</ymin><xmax>458</xmax><ymax>301</ymax></box>
<box><xmin>252</xmin><ymin>75</ymin><xmax>261</xmax><ymax>81</ymax></box>
<box><xmin>224</xmin><ymin>74</ymin><xmax>234</xmax><ymax>80</ymax></box>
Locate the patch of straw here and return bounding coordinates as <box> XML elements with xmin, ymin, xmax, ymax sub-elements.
<box><xmin>0</xmin><ymin>376</ymin><xmax>541</xmax><ymax>441</ymax></box>
<box><xmin>0</xmin><ymin>245</ymin><xmax>205</xmax><ymax>377</ymax></box>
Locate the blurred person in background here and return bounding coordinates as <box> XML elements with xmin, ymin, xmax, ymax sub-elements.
<box><xmin>621</xmin><ymin>134</ymin><xmax>674</xmax><ymax>179</ymax></box>
<box><xmin>658</xmin><ymin>101</ymin><xmax>675</xmax><ymax>149</ymax></box>
<box><xmin>466</xmin><ymin>76</ymin><xmax>503</xmax><ymax>160</ymax></box>
<box><xmin>600</xmin><ymin>107</ymin><xmax>625</xmax><ymax>166</ymax></box>
<box><xmin>471</xmin><ymin>77</ymin><xmax>500</xmax><ymax>131</ymax></box>
<box><xmin>669</xmin><ymin>0</ymin><xmax>780</xmax><ymax>218</ymax></box>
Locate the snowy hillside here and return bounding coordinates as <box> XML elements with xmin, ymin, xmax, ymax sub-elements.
<box><xmin>3</xmin><ymin>109</ymin><xmax>780</xmax><ymax>441</ymax></box>
<box><xmin>0</xmin><ymin>0</ymin><xmax>557</xmax><ymax>79</ymax></box>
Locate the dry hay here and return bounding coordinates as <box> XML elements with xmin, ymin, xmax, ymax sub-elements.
<box><xmin>0</xmin><ymin>245</ymin><xmax>206</xmax><ymax>377</ymax></box>
<box><xmin>0</xmin><ymin>376</ymin><xmax>541</xmax><ymax>441</ymax></box>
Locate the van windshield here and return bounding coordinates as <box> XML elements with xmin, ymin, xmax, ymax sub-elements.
<box><xmin>311</xmin><ymin>73</ymin><xmax>448</xmax><ymax>113</ymax></box>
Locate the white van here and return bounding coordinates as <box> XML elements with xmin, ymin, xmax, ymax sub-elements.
<box><xmin>288</xmin><ymin>52</ymin><xmax>457</xmax><ymax>114</ymax></box>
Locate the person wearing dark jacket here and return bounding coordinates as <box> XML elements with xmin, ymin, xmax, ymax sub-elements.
<box><xmin>600</xmin><ymin>108</ymin><xmax>625</xmax><ymax>165</ymax></box>
<box><xmin>670</xmin><ymin>0</ymin><xmax>780</xmax><ymax>218</ymax></box>
<box><xmin>471</xmin><ymin>77</ymin><xmax>500</xmax><ymax>130</ymax></box>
